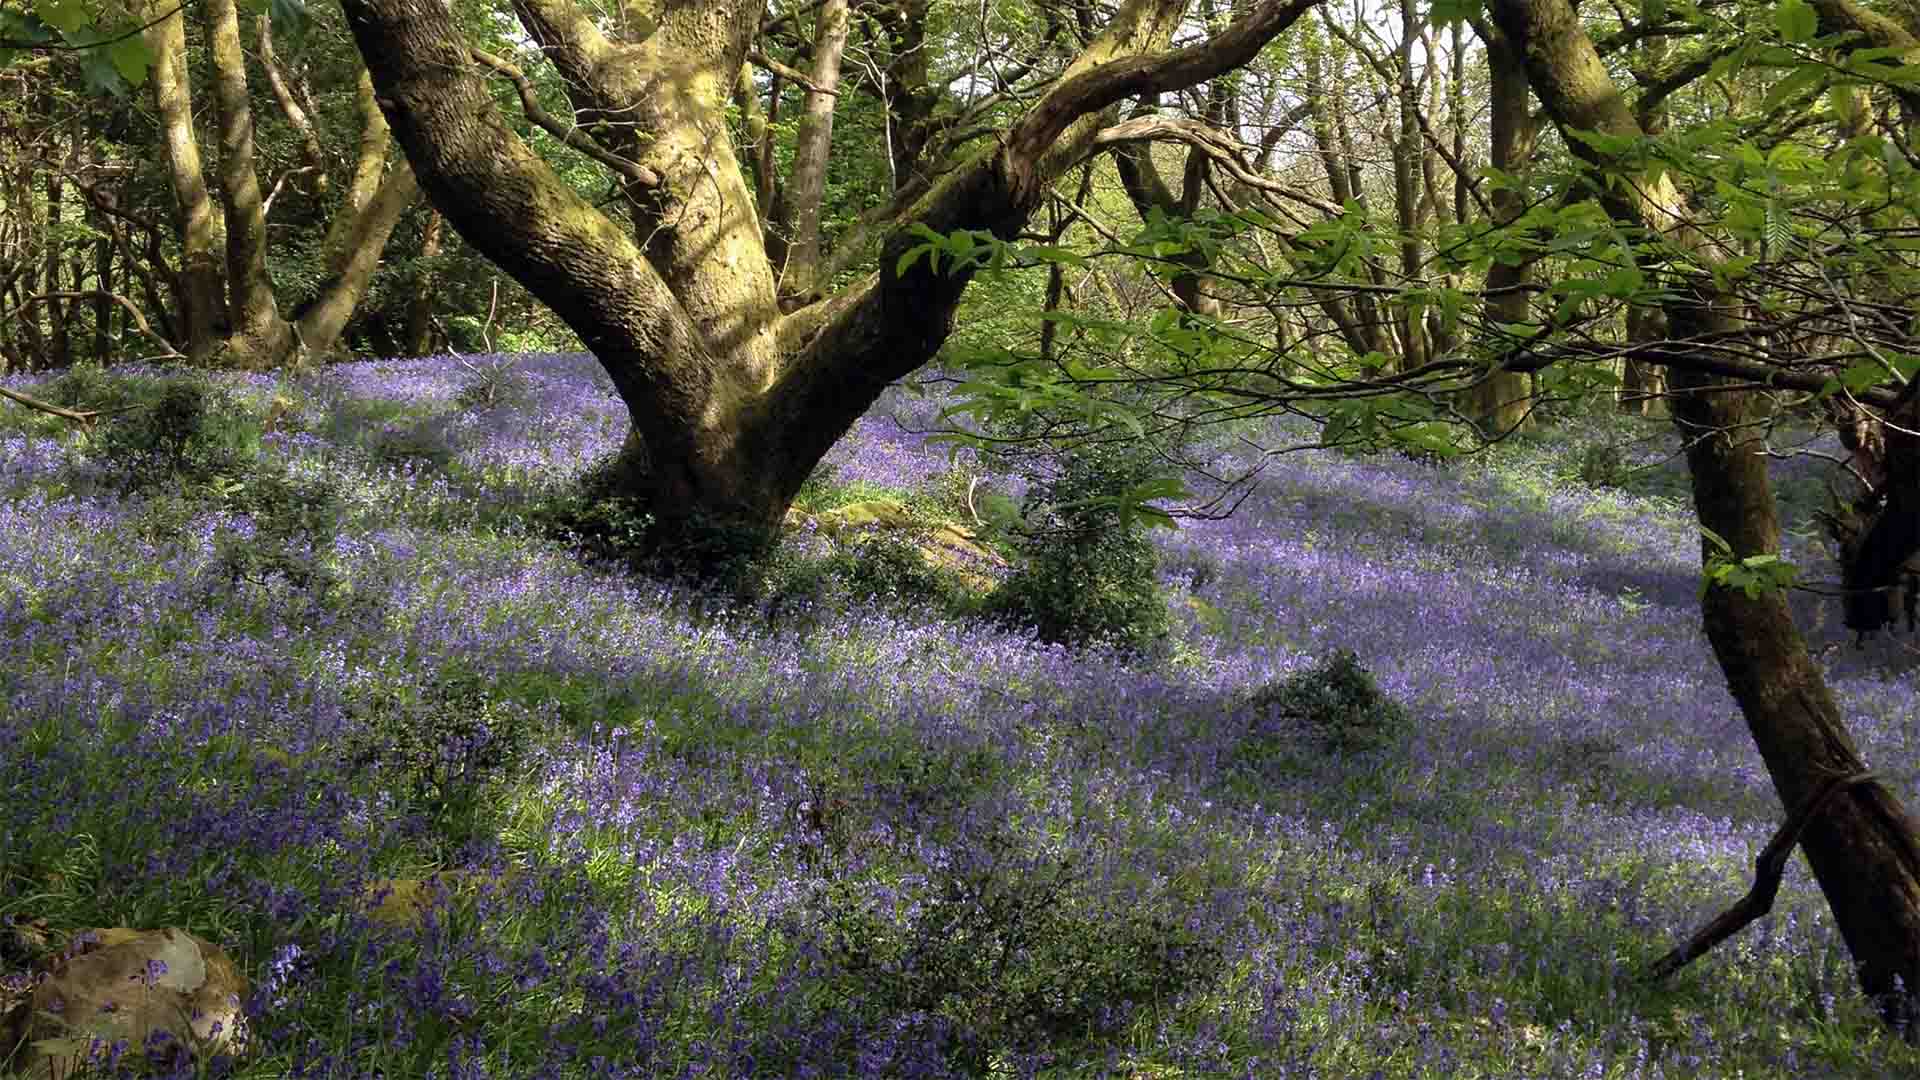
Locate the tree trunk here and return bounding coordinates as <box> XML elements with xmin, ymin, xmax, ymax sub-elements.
<box><xmin>1490</xmin><ymin>0</ymin><xmax>1920</xmax><ymax>1031</ymax></box>
<box><xmin>776</xmin><ymin>0</ymin><xmax>850</xmax><ymax>305</ymax></box>
<box><xmin>339</xmin><ymin>0</ymin><xmax>1317</xmax><ymax>528</ymax></box>
<box><xmin>203</xmin><ymin>0</ymin><xmax>293</xmax><ymax>366</ymax></box>
<box><xmin>1465</xmin><ymin>23</ymin><xmax>1533</xmax><ymax>437</ymax></box>
<box><xmin>144</xmin><ymin>0</ymin><xmax>227</xmax><ymax>362</ymax></box>
<box><xmin>404</xmin><ymin>210</ymin><xmax>444</xmax><ymax>356</ymax></box>
<box><xmin>297</xmin><ymin>162</ymin><xmax>419</xmax><ymax>357</ymax></box>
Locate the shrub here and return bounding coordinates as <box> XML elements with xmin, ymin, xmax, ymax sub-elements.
<box><xmin>1241</xmin><ymin>649</ymin><xmax>1409</xmax><ymax>756</ymax></box>
<box><xmin>815</xmin><ymin>830</ymin><xmax>1220</xmax><ymax>1073</ymax></box>
<box><xmin>534</xmin><ymin>448</ymin><xmax>782</xmax><ymax>592</ymax></box>
<box><xmin>453</xmin><ymin>360</ymin><xmax>533</xmax><ymax>412</ymax></box>
<box><xmin>1576</xmin><ymin>441</ymin><xmax>1631</xmax><ymax>490</ymax></box>
<box><xmin>90</xmin><ymin>376</ymin><xmax>261</xmax><ymax>492</ymax></box>
<box><xmin>823</xmin><ymin>528</ymin><xmax>966</xmax><ymax>608</ymax></box>
<box><xmin>342</xmin><ymin>667</ymin><xmax>547</xmax><ymax>855</ymax></box>
<box><xmin>210</xmin><ymin>468</ymin><xmax>346</xmax><ymax>598</ymax></box>
<box><xmin>987</xmin><ymin>442</ymin><xmax>1172</xmax><ymax>655</ymax></box>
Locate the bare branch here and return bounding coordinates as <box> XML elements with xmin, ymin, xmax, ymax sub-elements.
<box><xmin>468</xmin><ymin>47</ymin><xmax>663</xmax><ymax>192</ymax></box>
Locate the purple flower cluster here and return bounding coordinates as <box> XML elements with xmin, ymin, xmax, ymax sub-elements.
<box><xmin>0</xmin><ymin>355</ymin><xmax>1915</xmax><ymax>1077</ymax></box>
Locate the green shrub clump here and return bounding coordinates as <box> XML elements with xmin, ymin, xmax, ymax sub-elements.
<box><xmin>986</xmin><ymin>442</ymin><xmax>1171</xmax><ymax>656</ymax></box>
<box><xmin>816</xmin><ymin>830</ymin><xmax>1220</xmax><ymax>1073</ymax></box>
<box><xmin>90</xmin><ymin>376</ymin><xmax>261</xmax><ymax>492</ymax></box>
<box><xmin>1242</xmin><ymin>649</ymin><xmax>1409</xmax><ymax>755</ymax></box>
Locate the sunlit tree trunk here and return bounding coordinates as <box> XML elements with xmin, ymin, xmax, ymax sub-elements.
<box><xmin>144</xmin><ymin>0</ymin><xmax>226</xmax><ymax>362</ymax></box>
<box><xmin>203</xmin><ymin>0</ymin><xmax>294</xmax><ymax>366</ymax></box>
<box><xmin>777</xmin><ymin>0</ymin><xmax>850</xmax><ymax>305</ymax></box>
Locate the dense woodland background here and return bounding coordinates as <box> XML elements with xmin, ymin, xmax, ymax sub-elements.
<box><xmin>5</xmin><ymin>0</ymin><xmax>1920</xmax><ymax>1073</ymax></box>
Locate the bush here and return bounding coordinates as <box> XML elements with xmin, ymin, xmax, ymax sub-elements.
<box><xmin>90</xmin><ymin>376</ymin><xmax>261</xmax><ymax>492</ymax></box>
<box><xmin>1575</xmin><ymin>441</ymin><xmax>1631</xmax><ymax>490</ymax></box>
<box><xmin>823</xmin><ymin>528</ymin><xmax>966</xmax><ymax>608</ymax></box>
<box><xmin>453</xmin><ymin>360</ymin><xmax>533</xmax><ymax>412</ymax></box>
<box><xmin>815</xmin><ymin>830</ymin><xmax>1220</xmax><ymax>1073</ymax></box>
<box><xmin>534</xmin><ymin>447</ymin><xmax>783</xmax><ymax>593</ymax></box>
<box><xmin>1241</xmin><ymin>649</ymin><xmax>1409</xmax><ymax>756</ymax></box>
<box><xmin>342</xmin><ymin>667</ymin><xmax>547</xmax><ymax>855</ymax></box>
<box><xmin>986</xmin><ymin>442</ymin><xmax>1171</xmax><ymax>655</ymax></box>
<box><xmin>210</xmin><ymin>468</ymin><xmax>346</xmax><ymax>598</ymax></box>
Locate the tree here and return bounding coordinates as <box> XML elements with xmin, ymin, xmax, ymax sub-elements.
<box><xmin>335</xmin><ymin>0</ymin><xmax>1325</xmax><ymax>531</ymax></box>
<box><xmin>335</xmin><ymin>0</ymin><xmax>1920</xmax><ymax>1037</ymax></box>
<box><xmin>142</xmin><ymin>0</ymin><xmax>417</xmax><ymax>366</ymax></box>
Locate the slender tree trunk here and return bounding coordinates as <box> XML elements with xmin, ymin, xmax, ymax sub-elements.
<box><xmin>1491</xmin><ymin>0</ymin><xmax>1920</xmax><ymax>1032</ymax></box>
<box><xmin>297</xmin><ymin>162</ymin><xmax>419</xmax><ymax>357</ymax></box>
<box><xmin>1392</xmin><ymin>0</ymin><xmax>1425</xmax><ymax>371</ymax></box>
<box><xmin>1466</xmin><ymin>24</ymin><xmax>1533</xmax><ymax>436</ymax></box>
<box><xmin>777</xmin><ymin>0</ymin><xmax>850</xmax><ymax>304</ymax></box>
<box><xmin>203</xmin><ymin>0</ymin><xmax>293</xmax><ymax>366</ymax></box>
<box><xmin>404</xmin><ymin>210</ymin><xmax>444</xmax><ymax>355</ymax></box>
<box><xmin>145</xmin><ymin>0</ymin><xmax>227</xmax><ymax>361</ymax></box>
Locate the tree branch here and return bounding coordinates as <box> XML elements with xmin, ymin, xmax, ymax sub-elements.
<box><xmin>1003</xmin><ymin>0</ymin><xmax>1328</xmax><ymax>177</ymax></box>
<box><xmin>1645</xmin><ymin>771</ymin><xmax>1879</xmax><ymax>981</ymax></box>
<box><xmin>750</xmin><ymin>48</ymin><xmax>839</xmax><ymax>94</ymax></box>
<box><xmin>468</xmin><ymin>47</ymin><xmax>663</xmax><ymax>191</ymax></box>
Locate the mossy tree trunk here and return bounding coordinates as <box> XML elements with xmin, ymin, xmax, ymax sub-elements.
<box><xmin>140</xmin><ymin>6</ymin><xmax>417</xmax><ymax>368</ymax></box>
<box><xmin>336</xmin><ymin>0</ymin><xmax>1326</xmax><ymax>529</ymax></box>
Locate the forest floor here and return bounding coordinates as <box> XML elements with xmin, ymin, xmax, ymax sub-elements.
<box><xmin>2</xmin><ymin>352</ymin><xmax>1918</xmax><ymax>1078</ymax></box>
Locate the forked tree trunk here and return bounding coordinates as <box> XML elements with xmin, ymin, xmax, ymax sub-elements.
<box><xmin>1491</xmin><ymin>0</ymin><xmax>1920</xmax><ymax>1031</ymax></box>
<box><xmin>338</xmin><ymin>0</ymin><xmax>1323</xmax><ymax>528</ymax></box>
<box><xmin>140</xmin><ymin>4</ymin><xmax>417</xmax><ymax>368</ymax></box>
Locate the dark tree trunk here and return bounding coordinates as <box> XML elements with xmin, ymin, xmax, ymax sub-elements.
<box><xmin>1491</xmin><ymin>0</ymin><xmax>1920</xmax><ymax>1032</ymax></box>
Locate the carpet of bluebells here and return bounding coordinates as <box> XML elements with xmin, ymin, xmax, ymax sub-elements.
<box><xmin>3</xmin><ymin>352</ymin><xmax>1919</xmax><ymax>1078</ymax></box>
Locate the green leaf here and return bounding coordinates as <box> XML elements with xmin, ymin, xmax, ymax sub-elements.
<box><xmin>33</xmin><ymin>0</ymin><xmax>87</xmax><ymax>35</ymax></box>
<box><xmin>1776</xmin><ymin>0</ymin><xmax>1816</xmax><ymax>43</ymax></box>
<box><xmin>1429</xmin><ymin>0</ymin><xmax>1480</xmax><ymax>24</ymax></box>
<box><xmin>1763</xmin><ymin>64</ymin><xmax>1826</xmax><ymax>110</ymax></box>
<box><xmin>106</xmin><ymin>32</ymin><xmax>149</xmax><ymax>87</ymax></box>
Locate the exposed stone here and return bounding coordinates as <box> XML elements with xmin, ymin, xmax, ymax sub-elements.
<box><xmin>3</xmin><ymin>928</ymin><xmax>246</xmax><ymax>1078</ymax></box>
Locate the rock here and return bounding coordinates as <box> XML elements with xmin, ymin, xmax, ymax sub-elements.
<box><xmin>4</xmin><ymin>927</ymin><xmax>246</xmax><ymax>1078</ymax></box>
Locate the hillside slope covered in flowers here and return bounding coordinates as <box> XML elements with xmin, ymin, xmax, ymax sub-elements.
<box><xmin>1</xmin><ymin>352</ymin><xmax>1917</xmax><ymax>1078</ymax></box>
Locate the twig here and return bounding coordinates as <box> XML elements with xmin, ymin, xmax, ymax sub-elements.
<box><xmin>1644</xmin><ymin>770</ymin><xmax>1879</xmax><ymax>982</ymax></box>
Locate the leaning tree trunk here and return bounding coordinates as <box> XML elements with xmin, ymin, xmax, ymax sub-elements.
<box><xmin>1491</xmin><ymin>0</ymin><xmax>1920</xmax><ymax>1031</ymax></box>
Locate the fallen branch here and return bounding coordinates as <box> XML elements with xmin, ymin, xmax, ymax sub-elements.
<box><xmin>1645</xmin><ymin>769</ymin><xmax>1880</xmax><ymax>982</ymax></box>
<box><xmin>0</xmin><ymin>384</ymin><xmax>104</xmax><ymax>429</ymax></box>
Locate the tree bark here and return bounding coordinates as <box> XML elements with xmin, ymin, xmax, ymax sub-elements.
<box><xmin>1490</xmin><ymin>0</ymin><xmax>1920</xmax><ymax>1032</ymax></box>
<box><xmin>296</xmin><ymin>162</ymin><xmax>419</xmax><ymax>357</ymax></box>
<box><xmin>404</xmin><ymin>210</ymin><xmax>444</xmax><ymax>356</ymax></box>
<box><xmin>338</xmin><ymin>0</ymin><xmax>1323</xmax><ymax>528</ymax></box>
<box><xmin>1465</xmin><ymin>23</ymin><xmax>1534</xmax><ymax>437</ymax></box>
<box><xmin>203</xmin><ymin>0</ymin><xmax>293</xmax><ymax>366</ymax></box>
<box><xmin>776</xmin><ymin>0</ymin><xmax>850</xmax><ymax>304</ymax></box>
<box><xmin>144</xmin><ymin>0</ymin><xmax>227</xmax><ymax>362</ymax></box>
